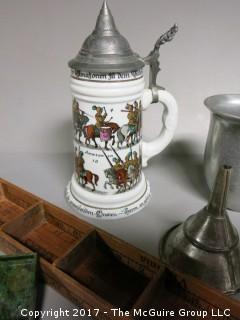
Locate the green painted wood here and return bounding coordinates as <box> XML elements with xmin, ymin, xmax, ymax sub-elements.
<box><xmin>0</xmin><ymin>253</ymin><xmax>37</xmax><ymax>320</ymax></box>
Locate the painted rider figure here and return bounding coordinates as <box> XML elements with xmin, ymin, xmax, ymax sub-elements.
<box><xmin>93</xmin><ymin>106</ymin><xmax>107</xmax><ymax>135</ymax></box>
<box><xmin>73</xmin><ymin>99</ymin><xmax>89</xmax><ymax>140</ymax></box>
<box><xmin>78</xmin><ymin>110</ymin><xmax>89</xmax><ymax>139</ymax></box>
<box><xmin>113</xmin><ymin>158</ymin><xmax>124</xmax><ymax>171</ymax></box>
<box><xmin>127</xmin><ymin>104</ymin><xmax>138</xmax><ymax>134</ymax></box>
<box><xmin>112</xmin><ymin>158</ymin><xmax>127</xmax><ymax>185</ymax></box>
<box><xmin>133</xmin><ymin>101</ymin><xmax>141</xmax><ymax>131</ymax></box>
<box><xmin>75</xmin><ymin>151</ymin><xmax>86</xmax><ymax>182</ymax></box>
<box><xmin>125</xmin><ymin>151</ymin><xmax>140</xmax><ymax>171</ymax></box>
<box><xmin>73</xmin><ymin>98</ymin><xmax>80</xmax><ymax>128</ymax></box>
<box><xmin>132</xmin><ymin>151</ymin><xmax>140</xmax><ymax>174</ymax></box>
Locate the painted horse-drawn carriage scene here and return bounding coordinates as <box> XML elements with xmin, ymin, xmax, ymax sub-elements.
<box><xmin>102</xmin><ymin>147</ymin><xmax>141</xmax><ymax>194</ymax></box>
<box><xmin>73</xmin><ymin>98</ymin><xmax>141</xmax><ymax>150</ymax></box>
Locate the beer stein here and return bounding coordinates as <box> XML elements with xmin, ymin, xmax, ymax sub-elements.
<box><xmin>204</xmin><ymin>94</ymin><xmax>240</xmax><ymax>212</ymax></box>
<box><xmin>65</xmin><ymin>1</ymin><xmax>178</xmax><ymax>219</ymax></box>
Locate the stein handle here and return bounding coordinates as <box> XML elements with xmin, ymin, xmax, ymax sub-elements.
<box><xmin>142</xmin><ymin>88</ymin><xmax>178</xmax><ymax>167</ymax></box>
<box><xmin>142</xmin><ymin>24</ymin><xmax>178</xmax><ymax>167</ymax></box>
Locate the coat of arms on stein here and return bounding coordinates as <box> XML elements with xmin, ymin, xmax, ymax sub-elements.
<box><xmin>65</xmin><ymin>1</ymin><xmax>178</xmax><ymax>219</ymax></box>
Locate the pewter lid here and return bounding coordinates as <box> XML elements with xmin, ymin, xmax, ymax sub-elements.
<box><xmin>69</xmin><ymin>1</ymin><xmax>145</xmax><ymax>73</ymax></box>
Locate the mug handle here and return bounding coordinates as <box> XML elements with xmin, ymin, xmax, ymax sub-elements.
<box><xmin>142</xmin><ymin>88</ymin><xmax>178</xmax><ymax>167</ymax></box>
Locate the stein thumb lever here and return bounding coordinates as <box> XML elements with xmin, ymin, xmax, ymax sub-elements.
<box><xmin>144</xmin><ymin>24</ymin><xmax>178</xmax><ymax>91</ymax></box>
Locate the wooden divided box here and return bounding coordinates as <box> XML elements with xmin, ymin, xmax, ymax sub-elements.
<box><xmin>0</xmin><ymin>178</ymin><xmax>239</xmax><ymax>319</ymax></box>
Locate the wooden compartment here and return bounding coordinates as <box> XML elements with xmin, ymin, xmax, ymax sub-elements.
<box><xmin>56</xmin><ymin>230</ymin><xmax>150</xmax><ymax>310</ymax></box>
<box><xmin>0</xmin><ymin>181</ymin><xmax>39</xmax><ymax>225</ymax></box>
<box><xmin>134</xmin><ymin>270</ymin><xmax>202</xmax><ymax>319</ymax></box>
<box><xmin>134</xmin><ymin>268</ymin><xmax>240</xmax><ymax>320</ymax></box>
<box><xmin>3</xmin><ymin>202</ymin><xmax>93</xmax><ymax>263</ymax></box>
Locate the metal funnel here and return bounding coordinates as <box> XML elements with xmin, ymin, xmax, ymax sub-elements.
<box><xmin>161</xmin><ymin>166</ymin><xmax>240</xmax><ymax>294</ymax></box>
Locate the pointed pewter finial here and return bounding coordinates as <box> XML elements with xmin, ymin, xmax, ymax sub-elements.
<box><xmin>94</xmin><ymin>0</ymin><xmax>117</xmax><ymax>34</ymax></box>
<box><xmin>103</xmin><ymin>0</ymin><xmax>109</xmax><ymax>12</ymax></box>
<box><xmin>68</xmin><ymin>1</ymin><xmax>144</xmax><ymax>73</ymax></box>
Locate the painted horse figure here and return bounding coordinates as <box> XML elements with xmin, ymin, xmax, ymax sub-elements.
<box><xmin>116</xmin><ymin>124</ymin><xmax>139</xmax><ymax>148</ymax></box>
<box><xmin>84</xmin><ymin>122</ymin><xmax>119</xmax><ymax>149</ymax></box>
<box><xmin>104</xmin><ymin>167</ymin><xmax>128</xmax><ymax>193</ymax></box>
<box><xmin>116</xmin><ymin>101</ymin><xmax>141</xmax><ymax>148</ymax></box>
<box><xmin>126</xmin><ymin>164</ymin><xmax>140</xmax><ymax>187</ymax></box>
<box><xmin>80</xmin><ymin>170</ymin><xmax>99</xmax><ymax>192</ymax></box>
<box><xmin>75</xmin><ymin>157</ymin><xmax>99</xmax><ymax>192</ymax></box>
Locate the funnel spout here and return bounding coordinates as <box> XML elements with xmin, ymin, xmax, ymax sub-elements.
<box><xmin>208</xmin><ymin>166</ymin><xmax>232</xmax><ymax>217</ymax></box>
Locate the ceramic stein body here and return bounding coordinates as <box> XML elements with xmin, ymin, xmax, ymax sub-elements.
<box><xmin>204</xmin><ymin>94</ymin><xmax>240</xmax><ymax>212</ymax></box>
<box><xmin>66</xmin><ymin>68</ymin><xmax>177</xmax><ymax>219</ymax></box>
<box><xmin>65</xmin><ymin>1</ymin><xmax>178</xmax><ymax>219</ymax></box>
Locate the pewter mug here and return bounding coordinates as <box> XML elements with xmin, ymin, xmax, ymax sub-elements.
<box><xmin>204</xmin><ymin>94</ymin><xmax>240</xmax><ymax>211</ymax></box>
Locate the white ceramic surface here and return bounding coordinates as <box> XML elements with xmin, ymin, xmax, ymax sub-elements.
<box><xmin>66</xmin><ymin>69</ymin><xmax>177</xmax><ymax>219</ymax></box>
